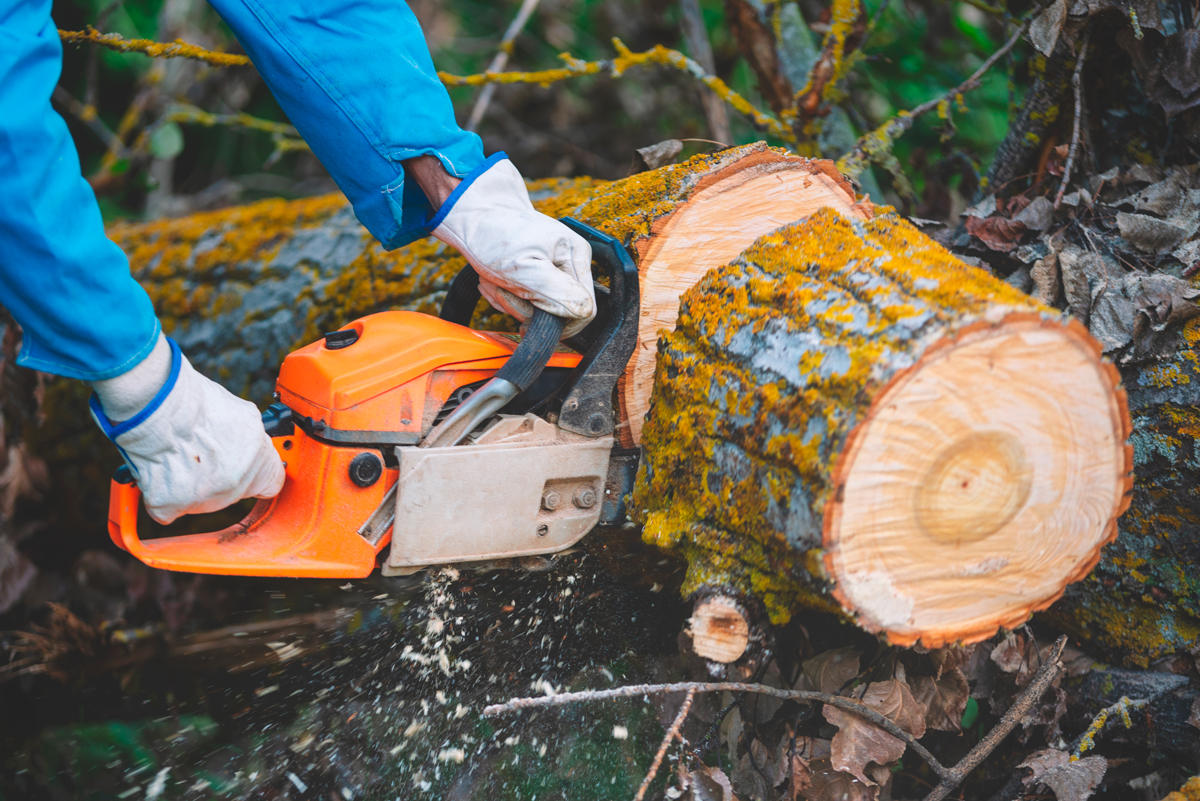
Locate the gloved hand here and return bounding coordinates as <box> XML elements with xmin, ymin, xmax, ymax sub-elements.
<box><xmin>90</xmin><ymin>334</ymin><xmax>285</xmax><ymax>525</ymax></box>
<box><xmin>428</xmin><ymin>155</ymin><xmax>597</xmax><ymax>338</ymax></box>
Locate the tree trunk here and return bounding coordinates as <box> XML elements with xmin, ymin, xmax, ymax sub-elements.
<box><xmin>631</xmin><ymin>208</ymin><xmax>1132</xmax><ymax>650</ymax></box>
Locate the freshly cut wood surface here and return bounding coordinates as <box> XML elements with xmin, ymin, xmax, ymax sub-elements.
<box><xmin>825</xmin><ymin>315</ymin><xmax>1130</xmax><ymax>646</ymax></box>
<box><xmin>689</xmin><ymin>596</ymin><xmax>750</xmax><ymax>663</ymax></box>
<box><xmin>633</xmin><ymin>208</ymin><xmax>1132</xmax><ymax>648</ymax></box>
<box><xmin>616</xmin><ymin>151</ymin><xmax>869</xmax><ymax>444</ymax></box>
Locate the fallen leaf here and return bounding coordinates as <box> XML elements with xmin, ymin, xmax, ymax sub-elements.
<box><xmin>733</xmin><ymin>745</ymin><xmax>774</xmax><ymax>801</ymax></box>
<box><xmin>0</xmin><ymin>536</ymin><xmax>35</xmax><ymax>615</ymax></box>
<box><xmin>1021</xmin><ymin>750</ymin><xmax>1107</xmax><ymax>801</ymax></box>
<box><xmin>1129</xmin><ymin>273</ymin><xmax>1200</xmax><ymax>331</ymax></box>
<box><xmin>1119</xmin><ymin>212</ymin><xmax>1195</xmax><ymax>254</ymax></box>
<box><xmin>963</xmin><ymin>194</ymin><xmax>999</xmax><ymax>219</ymax></box>
<box><xmin>929</xmin><ymin>646</ymin><xmax>974</xmax><ymax>679</ymax></box>
<box><xmin>1013</xmin><ymin>196</ymin><xmax>1055</xmax><ymax>231</ymax></box>
<box><xmin>966</xmin><ymin>215</ymin><xmax>1027</xmax><ymax>252</ymax></box>
<box><xmin>823</xmin><ymin>705</ymin><xmax>904</xmax><ymax>786</ymax></box>
<box><xmin>799</xmin><ymin>758</ymin><xmax>875</xmax><ymax>801</ymax></box>
<box><xmin>637</xmin><ymin>139</ymin><xmax>684</xmax><ymax>170</ymax></box>
<box><xmin>1119</xmin><ymin>28</ymin><xmax>1200</xmax><ymax>116</ymax></box>
<box><xmin>912</xmin><ymin>669</ymin><xmax>970</xmax><ymax>732</ymax></box>
<box><xmin>1032</xmin><ymin>252</ymin><xmax>1062</xmax><ymax>304</ymax></box>
<box><xmin>991</xmin><ymin>632</ymin><xmax>1028</xmax><ymax>673</ymax></box>
<box><xmin>683</xmin><ymin>766</ymin><xmax>736</xmax><ymax>801</ymax></box>
<box><xmin>802</xmin><ymin>647</ymin><xmax>861</xmax><ymax>694</ymax></box>
<box><xmin>1173</xmin><ymin>239</ymin><xmax>1200</xmax><ymax>273</ymax></box>
<box><xmin>823</xmin><ymin>680</ymin><xmax>925</xmax><ymax>785</ymax></box>
<box><xmin>788</xmin><ymin>753</ymin><xmax>813</xmax><ymax>801</ymax></box>
<box><xmin>1029</xmin><ymin>0</ymin><xmax>1067</xmax><ymax>57</ymax></box>
<box><xmin>1188</xmin><ymin>698</ymin><xmax>1199</xmax><ymax>731</ymax></box>
<box><xmin>1057</xmin><ymin>247</ymin><xmax>1095</xmax><ymax>326</ymax></box>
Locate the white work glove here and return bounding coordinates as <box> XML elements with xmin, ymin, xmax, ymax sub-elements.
<box><xmin>429</xmin><ymin>156</ymin><xmax>597</xmax><ymax>338</ymax></box>
<box><xmin>90</xmin><ymin>334</ymin><xmax>285</xmax><ymax>525</ymax></box>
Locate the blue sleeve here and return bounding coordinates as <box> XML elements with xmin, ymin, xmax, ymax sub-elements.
<box><xmin>0</xmin><ymin>0</ymin><xmax>161</xmax><ymax>380</ymax></box>
<box><xmin>208</xmin><ymin>0</ymin><xmax>486</xmax><ymax>249</ymax></box>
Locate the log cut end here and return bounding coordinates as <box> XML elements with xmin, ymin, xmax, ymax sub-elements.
<box><xmin>824</xmin><ymin>315</ymin><xmax>1134</xmax><ymax>648</ymax></box>
<box><xmin>689</xmin><ymin>596</ymin><xmax>750</xmax><ymax>663</ymax></box>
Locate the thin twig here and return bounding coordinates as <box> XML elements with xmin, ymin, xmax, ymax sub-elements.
<box><xmin>837</xmin><ymin>19</ymin><xmax>1028</xmax><ymax>179</ymax></box>
<box><xmin>466</xmin><ymin>0</ymin><xmax>542</xmax><ymax>132</ymax></box>
<box><xmin>634</xmin><ymin>688</ymin><xmax>695</xmax><ymax>801</ymax></box>
<box><xmin>922</xmin><ymin>636</ymin><xmax>1067</xmax><ymax>801</ymax></box>
<box><xmin>440</xmin><ymin>39</ymin><xmax>794</xmax><ymax>143</ymax></box>
<box><xmin>1054</xmin><ymin>27</ymin><xmax>1090</xmax><ymax>209</ymax></box>
<box><xmin>1070</xmin><ymin>695</ymin><xmax>1145</xmax><ymax>758</ymax></box>
<box><xmin>59</xmin><ymin>27</ymin><xmax>250</xmax><ymax>67</ymax></box>
<box><xmin>484</xmin><ymin>681</ymin><xmax>948</xmax><ymax>780</ymax></box>
<box><xmin>678</xmin><ymin>0</ymin><xmax>731</xmax><ymax>145</ymax></box>
<box><xmin>51</xmin><ymin>85</ymin><xmax>126</xmax><ymax>156</ymax></box>
<box><xmin>60</xmin><ymin>27</ymin><xmax>791</xmax><ymax>144</ymax></box>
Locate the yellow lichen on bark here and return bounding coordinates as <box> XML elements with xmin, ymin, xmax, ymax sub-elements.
<box><xmin>632</xmin><ymin>208</ymin><xmax>1047</xmax><ymax>624</ymax></box>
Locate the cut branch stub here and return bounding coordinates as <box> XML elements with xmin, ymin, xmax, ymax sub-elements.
<box><xmin>689</xmin><ymin>595</ymin><xmax>750</xmax><ymax>663</ymax></box>
<box><xmin>633</xmin><ymin>208</ymin><xmax>1133</xmax><ymax>648</ymax></box>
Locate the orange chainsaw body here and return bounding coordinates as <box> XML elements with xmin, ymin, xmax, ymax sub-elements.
<box><xmin>107</xmin><ymin>311</ymin><xmax>582</xmax><ymax>577</ymax></box>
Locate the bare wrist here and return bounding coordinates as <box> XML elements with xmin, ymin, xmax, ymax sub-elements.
<box><xmin>404</xmin><ymin>154</ymin><xmax>461</xmax><ymax>208</ymax></box>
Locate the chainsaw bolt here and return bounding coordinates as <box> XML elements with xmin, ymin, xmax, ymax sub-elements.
<box><xmin>349</xmin><ymin>452</ymin><xmax>383</xmax><ymax>488</ymax></box>
<box><xmin>573</xmin><ymin>486</ymin><xmax>597</xmax><ymax>509</ymax></box>
<box><xmin>541</xmin><ymin>490</ymin><xmax>561</xmax><ymax>511</ymax></box>
<box><xmin>536</xmin><ymin>524</ymin><xmax>549</xmax><ymax>537</ymax></box>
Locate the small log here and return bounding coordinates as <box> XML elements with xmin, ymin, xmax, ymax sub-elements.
<box><xmin>632</xmin><ymin>209</ymin><xmax>1133</xmax><ymax>648</ymax></box>
<box><xmin>689</xmin><ymin>595</ymin><xmax>750</xmax><ymax>663</ymax></box>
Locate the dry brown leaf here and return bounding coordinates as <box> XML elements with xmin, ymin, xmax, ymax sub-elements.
<box><xmin>822</xmin><ymin>680</ymin><xmax>924</xmax><ymax>786</ymax></box>
<box><xmin>637</xmin><ymin>139</ymin><xmax>684</xmax><ymax>170</ymax></box>
<box><xmin>799</xmin><ymin>758</ymin><xmax>875</xmax><ymax>801</ymax></box>
<box><xmin>823</xmin><ymin>704</ymin><xmax>904</xmax><ymax>786</ymax></box>
<box><xmin>1020</xmin><ymin>750</ymin><xmax>1107</xmax><ymax>801</ymax></box>
<box><xmin>1029</xmin><ymin>0</ymin><xmax>1067</xmax><ymax>56</ymax></box>
<box><xmin>682</xmin><ymin>766</ymin><xmax>736</xmax><ymax>801</ymax></box>
<box><xmin>1188</xmin><ymin>697</ymin><xmax>1199</xmax><ymax>731</ymax></box>
<box><xmin>802</xmin><ymin>647</ymin><xmax>861</xmax><ymax>694</ymax></box>
<box><xmin>0</xmin><ymin>536</ymin><xmax>35</xmax><ymax>615</ymax></box>
<box><xmin>788</xmin><ymin>753</ymin><xmax>812</xmax><ymax>801</ymax></box>
<box><xmin>966</xmin><ymin>215</ymin><xmax>1028</xmax><ymax>253</ymax></box>
<box><xmin>929</xmin><ymin>646</ymin><xmax>974</xmax><ymax>679</ymax></box>
<box><xmin>991</xmin><ymin>632</ymin><xmax>1030</xmax><ymax>673</ymax></box>
<box><xmin>911</xmin><ymin>669</ymin><xmax>970</xmax><ymax>733</ymax></box>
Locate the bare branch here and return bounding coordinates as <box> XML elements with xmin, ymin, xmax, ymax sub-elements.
<box><xmin>1054</xmin><ymin>27</ymin><xmax>1091</xmax><ymax>209</ymax></box>
<box><xmin>484</xmin><ymin>681</ymin><xmax>948</xmax><ymax>780</ymax></box>
<box><xmin>837</xmin><ymin>19</ymin><xmax>1028</xmax><ymax>179</ymax></box>
<box><xmin>922</xmin><ymin>635</ymin><xmax>1067</xmax><ymax>801</ymax></box>
<box><xmin>678</xmin><ymin>0</ymin><xmax>732</xmax><ymax>145</ymax></box>
<box><xmin>466</xmin><ymin>0</ymin><xmax>542</xmax><ymax>133</ymax></box>
<box><xmin>634</xmin><ymin>688</ymin><xmax>695</xmax><ymax>801</ymax></box>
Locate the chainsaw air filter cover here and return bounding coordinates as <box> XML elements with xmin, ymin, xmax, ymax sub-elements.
<box><xmin>275</xmin><ymin>311</ymin><xmax>580</xmax><ymax>443</ymax></box>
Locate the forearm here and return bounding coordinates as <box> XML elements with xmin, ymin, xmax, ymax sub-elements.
<box><xmin>0</xmin><ymin>0</ymin><xmax>160</xmax><ymax>381</ymax></box>
<box><xmin>208</xmin><ymin>0</ymin><xmax>484</xmax><ymax>248</ymax></box>
<box><xmin>404</xmin><ymin>154</ymin><xmax>462</xmax><ymax>208</ymax></box>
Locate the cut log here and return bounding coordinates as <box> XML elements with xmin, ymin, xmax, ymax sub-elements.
<box><xmin>631</xmin><ymin>208</ymin><xmax>1133</xmax><ymax>649</ymax></box>
<box><xmin>99</xmin><ymin>142</ymin><xmax>867</xmax><ymax>446</ymax></box>
<box><xmin>24</xmin><ymin>144</ymin><xmax>1144</xmax><ymax>656</ymax></box>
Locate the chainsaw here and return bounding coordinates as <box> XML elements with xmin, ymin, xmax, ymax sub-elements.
<box><xmin>106</xmin><ymin>218</ymin><xmax>640</xmax><ymax>578</ymax></box>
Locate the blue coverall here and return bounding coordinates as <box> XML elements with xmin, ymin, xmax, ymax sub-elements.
<box><xmin>0</xmin><ymin>0</ymin><xmax>485</xmax><ymax>381</ymax></box>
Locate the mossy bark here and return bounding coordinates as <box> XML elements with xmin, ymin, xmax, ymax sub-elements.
<box><xmin>1044</xmin><ymin>319</ymin><xmax>1200</xmax><ymax>666</ymax></box>
<box><xmin>629</xmin><ymin>208</ymin><xmax>1130</xmax><ymax>648</ymax></box>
